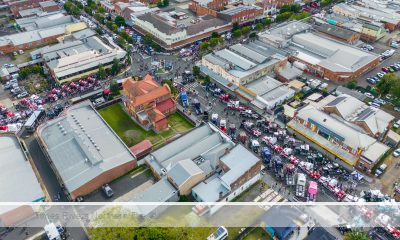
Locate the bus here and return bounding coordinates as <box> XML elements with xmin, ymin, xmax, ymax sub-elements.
<box><xmin>24</xmin><ymin>110</ymin><xmax>45</xmax><ymax>133</ymax></box>
<box><xmin>207</xmin><ymin>227</ymin><xmax>228</xmax><ymax>240</ymax></box>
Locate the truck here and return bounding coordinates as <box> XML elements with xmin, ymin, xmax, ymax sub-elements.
<box><xmin>181</xmin><ymin>91</ymin><xmax>188</xmax><ymax>108</ymax></box>
<box><xmin>250</xmin><ymin>139</ymin><xmax>260</xmax><ymax>153</ymax></box>
<box><xmin>192</xmin><ymin>98</ymin><xmax>202</xmax><ymax>115</ymax></box>
<box><xmin>24</xmin><ymin>110</ymin><xmax>45</xmax><ymax>133</ymax></box>
<box><xmin>261</xmin><ymin>147</ymin><xmax>271</xmax><ymax>164</ymax></box>
<box><xmin>211</xmin><ymin>113</ymin><xmax>218</xmax><ymax>125</ymax></box>
<box><xmin>284</xmin><ymin>164</ymin><xmax>296</xmax><ymax>186</ymax></box>
<box><xmin>296</xmin><ymin>173</ymin><xmax>306</xmax><ymax>198</ymax></box>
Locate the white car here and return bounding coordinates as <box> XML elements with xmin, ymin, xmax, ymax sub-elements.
<box><xmin>364</xmin><ymin>92</ymin><xmax>375</xmax><ymax>99</ymax></box>
<box><xmin>393</xmin><ymin>149</ymin><xmax>400</xmax><ymax>157</ymax></box>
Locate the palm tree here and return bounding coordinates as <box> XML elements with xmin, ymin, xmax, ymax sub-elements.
<box><xmin>343</xmin><ymin>231</ymin><xmax>371</xmax><ymax>240</ymax></box>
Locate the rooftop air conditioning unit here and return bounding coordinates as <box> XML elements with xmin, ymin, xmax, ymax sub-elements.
<box><xmin>160</xmin><ymin>168</ymin><xmax>167</xmax><ymax>176</ymax></box>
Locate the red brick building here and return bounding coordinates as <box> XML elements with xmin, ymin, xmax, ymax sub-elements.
<box><xmin>217</xmin><ymin>5</ymin><xmax>263</xmax><ymax>24</ymax></box>
<box><xmin>189</xmin><ymin>0</ymin><xmax>228</xmax><ymax>16</ymax></box>
<box><xmin>314</xmin><ymin>23</ymin><xmax>361</xmax><ymax>45</ymax></box>
<box><xmin>123</xmin><ymin>74</ymin><xmax>176</xmax><ymax>131</ymax></box>
<box><xmin>8</xmin><ymin>0</ymin><xmax>60</xmax><ymax>18</ymax></box>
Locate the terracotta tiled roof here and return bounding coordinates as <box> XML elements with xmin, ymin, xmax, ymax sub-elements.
<box><xmin>156</xmin><ymin>98</ymin><xmax>176</xmax><ymax>113</ymax></box>
<box><xmin>129</xmin><ymin>139</ymin><xmax>153</xmax><ymax>155</ymax></box>
<box><xmin>123</xmin><ymin>74</ymin><xmax>171</xmax><ymax>107</ymax></box>
<box><xmin>148</xmin><ymin>108</ymin><xmax>166</xmax><ymax>123</ymax></box>
<box><xmin>123</xmin><ymin>74</ymin><xmax>161</xmax><ymax>98</ymax></box>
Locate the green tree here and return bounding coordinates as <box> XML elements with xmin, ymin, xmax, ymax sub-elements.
<box><xmin>345</xmin><ymin>80</ymin><xmax>358</xmax><ymax>90</ymax></box>
<box><xmin>199</xmin><ymin>42</ymin><xmax>209</xmax><ymax>51</ymax></box>
<box><xmin>241</xmin><ymin>26</ymin><xmax>251</xmax><ymax>35</ymax></box>
<box><xmin>115</xmin><ymin>15</ymin><xmax>125</xmax><ymax>27</ymax></box>
<box><xmin>232</xmin><ymin>22</ymin><xmax>240</xmax><ymax>32</ymax></box>
<box><xmin>94</xmin><ymin>13</ymin><xmax>104</xmax><ymax>23</ymax></box>
<box><xmin>95</xmin><ymin>27</ymin><xmax>103</xmax><ymax>35</ymax></box>
<box><xmin>97</xmin><ymin>64</ymin><xmax>106</xmax><ymax>80</ymax></box>
<box><xmin>292</xmin><ymin>11</ymin><xmax>310</xmax><ymax>20</ymax></box>
<box><xmin>211</xmin><ymin>32</ymin><xmax>219</xmax><ymax>38</ymax></box>
<box><xmin>203</xmin><ymin>75</ymin><xmax>211</xmax><ymax>85</ymax></box>
<box><xmin>162</xmin><ymin>79</ymin><xmax>177</xmax><ymax>95</ymax></box>
<box><xmin>217</xmin><ymin>37</ymin><xmax>224</xmax><ymax>44</ymax></box>
<box><xmin>290</xmin><ymin>3</ymin><xmax>301</xmax><ymax>13</ymax></box>
<box><xmin>120</xmin><ymin>31</ymin><xmax>129</xmax><ymax>40</ymax></box>
<box><xmin>143</xmin><ymin>34</ymin><xmax>154</xmax><ymax>45</ymax></box>
<box><xmin>376</xmin><ymin>73</ymin><xmax>396</xmax><ymax>97</ymax></box>
<box><xmin>84</xmin><ymin>6</ymin><xmax>93</xmax><ymax>15</ymax></box>
<box><xmin>209</xmin><ymin>38</ymin><xmax>219</xmax><ymax>47</ymax></box>
<box><xmin>192</xmin><ymin>66</ymin><xmax>200</xmax><ymax>76</ymax></box>
<box><xmin>116</xmin><ymin>36</ymin><xmax>126</xmax><ymax>46</ymax></box>
<box><xmin>110</xmin><ymin>80</ymin><xmax>120</xmax><ymax>95</ymax></box>
<box><xmin>249</xmin><ymin>32</ymin><xmax>257</xmax><ymax>38</ymax></box>
<box><xmin>233</xmin><ymin>29</ymin><xmax>242</xmax><ymax>38</ymax></box>
<box><xmin>255</xmin><ymin>23</ymin><xmax>264</xmax><ymax>31</ymax></box>
<box><xmin>110</xmin><ymin>23</ymin><xmax>119</xmax><ymax>32</ymax></box>
<box><xmin>98</xmin><ymin>6</ymin><xmax>106</xmax><ymax>13</ymax></box>
<box><xmin>263</xmin><ymin>18</ymin><xmax>272</xmax><ymax>27</ymax></box>
<box><xmin>111</xmin><ymin>58</ymin><xmax>121</xmax><ymax>75</ymax></box>
<box><xmin>276</xmin><ymin>12</ymin><xmax>293</xmax><ymax>22</ymax></box>
<box><xmin>343</xmin><ymin>231</ymin><xmax>371</xmax><ymax>240</ymax></box>
<box><xmin>279</xmin><ymin>4</ymin><xmax>292</xmax><ymax>13</ymax></box>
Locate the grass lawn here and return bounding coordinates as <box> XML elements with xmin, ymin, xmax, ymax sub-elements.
<box><xmin>243</xmin><ymin>228</ymin><xmax>272</xmax><ymax>240</ymax></box>
<box><xmin>99</xmin><ymin>104</ymin><xmax>194</xmax><ymax>148</ymax></box>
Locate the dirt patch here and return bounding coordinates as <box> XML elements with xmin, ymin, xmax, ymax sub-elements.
<box><xmin>21</xmin><ymin>74</ymin><xmax>49</xmax><ymax>94</ymax></box>
<box><xmin>124</xmin><ymin>130</ymin><xmax>142</xmax><ymax>139</ymax></box>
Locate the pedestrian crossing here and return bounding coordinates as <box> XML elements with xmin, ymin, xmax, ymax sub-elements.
<box><xmin>181</xmin><ymin>82</ymin><xmax>199</xmax><ymax>92</ymax></box>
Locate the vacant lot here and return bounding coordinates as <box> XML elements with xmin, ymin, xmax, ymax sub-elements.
<box><xmin>243</xmin><ymin>228</ymin><xmax>272</xmax><ymax>240</ymax></box>
<box><xmin>99</xmin><ymin>103</ymin><xmax>194</xmax><ymax>148</ymax></box>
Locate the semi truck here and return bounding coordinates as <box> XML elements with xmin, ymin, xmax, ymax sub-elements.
<box><xmin>296</xmin><ymin>173</ymin><xmax>306</xmax><ymax>198</ymax></box>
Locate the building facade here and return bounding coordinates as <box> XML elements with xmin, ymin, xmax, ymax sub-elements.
<box><xmin>189</xmin><ymin>0</ymin><xmax>228</xmax><ymax>16</ymax></box>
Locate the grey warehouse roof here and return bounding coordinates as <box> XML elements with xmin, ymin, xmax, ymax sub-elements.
<box><xmin>290</xmin><ymin>32</ymin><xmax>378</xmax><ymax>73</ymax></box>
<box><xmin>146</xmin><ymin>123</ymin><xmax>234</xmax><ymax>176</ymax></box>
<box><xmin>314</xmin><ymin>23</ymin><xmax>358</xmax><ymax>40</ymax></box>
<box><xmin>37</xmin><ymin>101</ymin><xmax>135</xmax><ymax>193</ymax></box>
<box><xmin>168</xmin><ymin>159</ymin><xmax>204</xmax><ymax>187</ymax></box>
<box><xmin>0</xmin><ymin>135</ymin><xmax>44</xmax><ymax>202</ymax></box>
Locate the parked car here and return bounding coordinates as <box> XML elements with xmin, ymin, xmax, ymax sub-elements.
<box><xmin>393</xmin><ymin>148</ymin><xmax>400</xmax><ymax>157</ymax></box>
<box><xmin>364</xmin><ymin>92</ymin><xmax>375</xmax><ymax>99</ymax></box>
<box><xmin>17</xmin><ymin>92</ymin><xmax>28</xmax><ymax>99</ymax></box>
<box><xmin>375</xmin><ymin>164</ymin><xmax>387</xmax><ymax>177</ymax></box>
<box><xmin>101</xmin><ymin>184</ymin><xmax>114</xmax><ymax>198</ymax></box>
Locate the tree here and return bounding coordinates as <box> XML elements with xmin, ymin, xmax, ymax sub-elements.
<box><xmin>98</xmin><ymin>6</ymin><xmax>106</xmax><ymax>13</ymax></box>
<box><xmin>110</xmin><ymin>80</ymin><xmax>120</xmax><ymax>96</ymax></box>
<box><xmin>233</xmin><ymin>29</ymin><xmax>242</xmax><ymax>38</ymax></box>
<box><xmin>241</xmin><ymin>26</ymin><xmax>251</xmax><ymax>35</ymax></box>
<box><xmin>111</xmin><ymin>23</ymin><xmax>119</xmax><ymax>32</ymax></box>
<box><xmin>119</xmin><ymin>31</ymin><xmax>130</xmax><ymax>40</ymax></box>
<box><xmin>84</xmin><ymin>6</ymin><xmax>93</xmax><ymax>15</ymax></box>
<box><xmin>255</xmin><ymin>23</ymin><xmax>264</xmax><ymax>31</ymax></box>
<box><xmin>203</xmin><ymin>75</ymin><xmax>211</xmax><ymax>84</ymax></box>
<box><xmin>263</xmin><ymin>18</ymin><xmax>272</xmax><ymax>28</ymax></box>
<box><xmin>343</xmin><ymin>231</ymin><xmax>371</xmax><ymax>240</ymax></box>
<box><xmin>116</xmin><ymin>36</ymin><xmax>126</xmax><ymax>46</ymax></box>
<box><xmin>376</xmin><ymin>73</ymin><xmax>396</xmax><ymax>97</ymax></box>
<box><xmin>192</xmin><ymin>66</ymin><xmax>200</xmax><ymax>76</ymax></box>
<box><xmin>232</xmin><ymin>22</ymin><xmax>240</xmax><ymax>32</ymax></box>
<box><xmin>291</xmin><ymin>12</ymin><xmax>310</xmax><ymax>20</ymax></box>
<box><xmin>249</xmin><ymin>32</ymin><xmax>257</xmax><ymax>38</ymax></box>
<box><xmin>211</xmin><ymin>32</ymin><xmax>219</xmax><ymax>38</ymax></box>
<box><xmin>199</xmin><ymin>42</ymin><xmax>209</xmax><ymax>51</ymax></box>
<box><xmin>345</xmin><ymin>80</ymin><xmax>358</xmax><ymax>90</ymax></box>
<box><xmin>94</xmin><ymin>13</ymin><xmax>104</xmax><ymax>23</ymax></box>
<box><xmin>279</xmin><ymin>4</ymin><xmax>292</xmax><ymax>13</ymax></box>
<box><xmin>276</xmin><ymin>12</ymin><xmax>293</xmax><ymax>22</ymax></box>
<box><xmin>217</xmin><ymin>37</ymin><xmax>224</xmax><ymax>44</ymax></box>
<box><xmin>209</xmin><ymin>38</ymin><xmax>219</xmax><ymax>47</ymax></box>
<box><xmin>115</xmin><ymin>15</ymin><xmax>125</xmax><ymax>27</ymax></box>
<box><xmin>290</xmin><ymin>3</ymin><xmax>301</xmax><ymax>13</ymax></box>
<box><xmin>111</xmin><ymin>58</ymin><xmax>121</xmax><ymax>75</ymax></box>
<box><xmin>97</xmin><ymin>64</ymin><xmax>106</xmax><ymax>80</ymax></box>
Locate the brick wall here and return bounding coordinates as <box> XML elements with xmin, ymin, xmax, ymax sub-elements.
<box><xmin>0</xmin><ymin>34</ymin><xmax>61</xmax><ymax>54</ymax></box>
<box><xmin>0</xmin><ymin>205</ymin><xmax>35</xmax><ymax>226</ymax></box>
<box><xmin>70</xmin><ymin>160</ymin><xmax>136</xmax><ymax>200</ymax></box>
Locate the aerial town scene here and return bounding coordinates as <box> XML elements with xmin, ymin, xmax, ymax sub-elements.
<box><xmin>2</xmin><ymin>0</ymin><xmax>400</xmax><ymax>238</ymax></box>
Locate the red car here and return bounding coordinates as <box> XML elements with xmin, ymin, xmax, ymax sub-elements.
<box><xmin>219</xmin><ymin>94</ymin><xmax>231</xmax><ymax>102</ymax></box>
<box><xmin>273</xmin><ymin>144</ymin><xmax>283</xmax><ymax>153</ymax></box>
<box><xmin>289</xmin><ymin>155</ymin><xmax>299</xmax><ymax>165</ymax></box>
<box><xmin>382</xmin><ymin>67</ymin><xmax>389</xmax><ymax>73</ymax></box>
<box><xmin>251</xmin><ymin>128</ymin><xmax>261</xmax><ymax>137</ymax></box>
